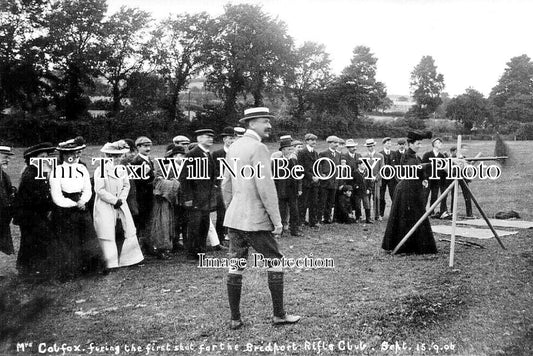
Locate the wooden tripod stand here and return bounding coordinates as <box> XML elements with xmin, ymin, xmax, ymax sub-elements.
<box><xmin>391</xmin><ymin>135</ymin><xmax>506</xmax><ymax>267</ymax></box>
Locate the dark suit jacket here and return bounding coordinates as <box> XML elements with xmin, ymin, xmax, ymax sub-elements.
<box><xmin>212</xmin><ymin>147</ymin><xmax>227</xmax><ymax>181</ymax></box>
<box><xmin>318</xmin><ymin>149</ymin><xmax>340</xmax><ymax>189</ymax></box>
<box><xmin>274</xmin><ymin>157</ymin><xmax>302</xmax><ymax>199</ymax></box>
<box><xmin>380</xmin><ymin>150</ymin><xmax>398</xmax><ymax>181</ymax></box>
<box><xmin>180</xmin><ymin>145</ymin><xmax>217</xmax><ymax>211</ymax></box>
<box><xmin>394</xmin><ymin>150</ymin><xmax>407</xmax><ymax>166</ymax></box>
<box><xmin>353</xmin><ymin>169</ymin><xmax>371</xmax><ymax>197</ymax></box>
<box><xmin>422</xmin><ymin>150</ymin><xmax>447</xmax><ymax>182</ymax></box>
<box><xmin>297</xmin><ymin>147</ymin><xmax>319</xmax><ymax>188</ymax></box>
<box><xmin>130</xmin><ymin>154</ymin><xmax>155</xmax><ymax>211</ymax></box>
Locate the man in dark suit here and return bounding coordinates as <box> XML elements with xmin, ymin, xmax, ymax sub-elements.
<box><xmin>212</xmin><ymin>127</ymin><xmax>236</xmax><ymax>245</ymax></box>
<box><xmin>222</xmin><ymin>107</ymin><xmax>300</xmax><ymax>330</ymax></box>
<box><xmin>297</xmin><ymin>133</ymin><xmax>320</xmax><ymax>228</ymax></box>
<box><xmin>341</xmin><ymin>139</ymin><xmax>359</xmax><ymax>214</ymax></box>
<box><xmin>180</xmin><ymin>129</ymin><xmax>217</xmax><ymax>260</ymax></box>
<box><xmin>274</xmin><ymin>139</ymin><xmax>302</xmax><ymax>236</ymax></box>
<box><xmin>318</xmin><ymin>136</ymin><xmax>340</xmax><ymax>224</ymax></box>
<box><xmin>378</xmin><ymin>137</ymin><xmax>398</xmax><ymax>219</ymax></box>
<box><xmin>422</xmin><ymin>137</ymin><xmax>448</xmax><ymax>218</ymax></box>
<box><xmin>394</xmin><ymin>138</ymin><xmax>407</xmax><ymax>165</ymax></box>
<box><xmin>131</xmin><ymin>136</ymin><xmax>155</xmax><ymax>250</ymax></box>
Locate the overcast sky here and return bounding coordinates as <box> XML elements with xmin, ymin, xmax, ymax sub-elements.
<box><xmin>107</xmin><ymin>0</ymin><xmax>533</xmax><ymax>97</ymax></box>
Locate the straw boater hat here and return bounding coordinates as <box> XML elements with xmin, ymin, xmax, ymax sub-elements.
<box><xmin>234</xmin><ymin>127</ymin><xmax>245</xmax><ymax>137</ymax></box>
<box><xmin>279</xmin><ymin>139</ymin><xmax>292</xmax><ymax>151</ymax></box>
<box><xmin>345</xmin><ymin>139</ymin><xmax>357</xmax><ymax>147</ymax></box>
<box><xmin>100</xmin><ymin>140</ymin><xmax>130</xmax><ymax>155</ymax></box>
<box><xmin>173</xmin><ymin>135</ymin><xmax>190</xmax><ymax>145</ymax></box>
<box><xmin>57</xmin><ymin>137</ymin><xmax>86</xmax><ymax>151</ymax></box>
<box><xmin>0</xmin><ymin>145</ymin><xmax>14</xmax><ymax>156</ymax></box>
<box><xmin>239</xmin><ymin>107</ymin><xmax>274</xmax><ymax>123</ymax></box>
<box><xmin>364</xmin><ymin>138</ymin><xmax>376</xmax><ymax>147</ymax></box>
<box><xmin>195</xmin><ymin>128</ymin><xmax>215</xmax><ymax>137</ymax></box>
<box><xmin>164</xmin><ymin>144</ymin><xmax>185</xmax><ymax>158</ymax></box>
<box><xmin>23</xmin><ymin>142</ymin><xmax>55</xmax><ymax>158</ymax></box>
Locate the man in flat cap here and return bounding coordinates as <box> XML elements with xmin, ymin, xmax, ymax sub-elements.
<box><xmin>318</xmin><ymin>135</ymin><xmax>340</xmax><ymax>224</ymax></box>
<box><xmin>131</xmin><ymin>136</ymin><xmax>155</xmax><ymax>248</ymax></box>
<box><xmin>361</xmin><ymin>138</ymin><xmax>384</xmax><ymax>222</ymax></box>
<box><xmin>394</xmin><ymin>138</ymin><xmax>407</xmax><ymax>166</ymax></box>
<box><xmin>297</xmin><ymin>133</ymin><xmax>320</xmax><ymax>228</ymax></box>
<box><xmin>222</xmin><ymin>107</ymin><xmax>300</xmax><ymax>330</ymax></box>
<box><xmin>378</xmin><ymin>137</ymin><xmax>398</xmax><ymax>220</ymax></box>
<box><xmin>422</xmin><ymin>137</ymin><xmax>449</xmax><ymax>219</ymax></box>
<box><xmin>180</xmin><ymin>129</ymin><xmax>217</xmax><ymax>260</ymax></box>
<box><xmin>212</xmin><ymin>127</ymin><xmax>237</xmax><ymax>244</ymax></box>
<box><xmin>173</xmin><ymin>135</ymin><xmax>191</xmax><ymax>151</ymax></box>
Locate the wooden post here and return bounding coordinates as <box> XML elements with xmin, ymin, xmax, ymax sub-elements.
<box><xmin>449</xmin><ymin>135</ymin><xmax>462</xmax><ymax>267</ymax></box>
<box><xmin>392</xmin><ymin>180</ymin><xmax>455</xmax><ymax>254</ymax></box>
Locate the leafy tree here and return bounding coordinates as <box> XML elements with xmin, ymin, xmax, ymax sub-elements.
<box><xmin>410</xmin><ymin>55</ymin><xmax>445</xmax><ymax>118</ymax></box>
<box><xmin>126</xmin><ymin>71</ymin><xmax>166</xmax><ymax>113</ymax></box>
<box><xmin>489</xmin><ymin>54</ymin><xmax>533</xmax><ymax>125</ymax></box>
<box><xmin>145</xmin><ymin>12</ymin><xmax>211</xmax><ymax>121</ymax></box>
<box><xmin>204</xmin><ymin>4</ymin><xmax>293</xmax><ymax>121</ymax></box>
<box><xmin>314</xmin><ymin>46</ymin><xmax>387</xmax><ymax>118</ymax></box>
<box><xmin>44</xmin><ymin>0</ymin><xmax>107</xmax><ymax>120</ymax></box>
<box><xmin>0</xmin><ymin>0</ymin><xmax>50</xmax><ymax>112</ymax></box>
<box><xmin>285</xmin><ymin>41</ymin><xmax>331</xmax><ymax>121</ymax></box>
<box><xmin>100</xmin><ymin>6</ymin><xmax>151</xmax><ymax>114</ymax></box>
<box><xmin>446</xmin><ymin>88</ymin><xmax>490</xmax><ymax>132</ymax></box>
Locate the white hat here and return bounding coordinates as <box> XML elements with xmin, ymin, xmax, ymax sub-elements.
<box><xmin>101</xmin><ymin>140</ymin><xmax>130</xmax><ymax>154</ymax></box>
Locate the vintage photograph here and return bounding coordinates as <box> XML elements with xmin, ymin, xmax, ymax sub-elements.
<box><xmin>0</xmin><ymin>0</ymin><xmax>532</xmax><ymax>355</ymax></box>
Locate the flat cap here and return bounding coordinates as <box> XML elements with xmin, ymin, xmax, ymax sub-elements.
<box><xmin>135</xmin><ymin>136</ymin><xmax>152</xmax><ymax>146</ymax></box>
<box><xmin>304</xmin><ymin>133</ymin><xmax>318</xmax><ymax>141</ymax></box>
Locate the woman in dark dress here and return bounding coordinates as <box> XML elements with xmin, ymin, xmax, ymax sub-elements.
<box><xmin>15</xmin><ymin>143</ymin><xmax>56</xmax><ymax>276</ymax></box>
<box><xmin>49</xmin><ymin>137</ymin><xmax>105</xmax><ymax>280</ymax></box>
<box><xmin>382</xmin><ymin>131</ymin><xmax>437</xmax><ymax>254</ymax></box>
<box><xmin>0</xmin><ymin>145</ymin><xmax>16</xmax><ymax>256</ymax></box>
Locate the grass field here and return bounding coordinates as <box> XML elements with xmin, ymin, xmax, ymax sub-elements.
<box><xmin>0</xmin><ymin>139</ymin><xmax>532</xmax><ymax>356</ymax></box>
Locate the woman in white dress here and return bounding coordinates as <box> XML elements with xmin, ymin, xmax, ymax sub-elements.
<box><xmin>93</xmin><ymin>141</ymin><xmax>144</xmax><ymax>269</ymax></box>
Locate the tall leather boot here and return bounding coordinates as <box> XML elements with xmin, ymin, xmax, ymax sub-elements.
<box><xmin>227</xmin><ymin>274</ymin><xmax>243</xmax><ymax>329</ymax></box>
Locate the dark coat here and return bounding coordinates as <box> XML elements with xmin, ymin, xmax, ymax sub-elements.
<box><xmin>318</xmin><ymin>149</ymin><xmax>340</xmax><ymax>189</ymax></box>
<box><xmin>179</xmin><ymin>145</ymin><xmax>217</xmax><ymax>212</ymax></box>
<box><xmin>130</xmin><ymin>154</ymin><xmax>155</xmax><ymax>214</ymax></box>
<box><xmin>382</xmin><ymin>148</ymin><xmax>437</xmax><ymax>254</ymax></box>
<box><xmin>212</xmin><ymin>147</ymin><xmax>227</xmax><ymax>181</ymax></box>
<box><xmin>422</xmin><ymin>150</ymin><xmax>447</xmax><ymax>183</ymax></box>
<box><xmin>274</xmin><ymin>157</ymin><xmax>302</xmax><ymax>199</ymax></box>
<box><xmin>336</xmin><ymin>194</ymin><xmax>354</xmax><ymax>223</ymax></box>
<box><xmin>352</xmin><ymin>169</ymin><xmax>371</xmax><ymax>198</ymax></box>
<box><xmin>0</xmin><ymin>168</ymin><xmax>15</xmax><ymax>255</ymax></box>
<box><xmin>297</xmin><ymin>147</ymin><xmax>319</xmax><ymax>188</ymax></box>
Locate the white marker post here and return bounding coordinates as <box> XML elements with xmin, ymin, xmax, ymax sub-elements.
<box><xmin>449</xmin><ymin>135</ymin><xmax>461</xmax><ymax>267</ymax></box>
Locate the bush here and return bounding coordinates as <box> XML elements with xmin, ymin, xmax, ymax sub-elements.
<box><xmin>516</xmin><ymin>122</ymin><xmax>533</xmax><ymax>140</ymax></box>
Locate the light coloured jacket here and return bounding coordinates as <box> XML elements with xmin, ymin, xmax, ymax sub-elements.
<box><xmin>222</xmin><ymin>130</ymin><xmax>281</xmax><ymax>231</ymax></box>
<box><xmin>93</xmin><ymin>164</ymin><xmax>136</xmax><ymax>240</ymax></box>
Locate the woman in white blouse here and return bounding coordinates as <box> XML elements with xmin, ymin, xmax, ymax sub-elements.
<box><xmin>49</xmin><ymin>137</ymin><xmax>105</xmax><ymax>280</ymax></box>
<box><xmin>93</xmin><ymin>141</ymin><xmax>144</xmax><ymax>269</ymax></box>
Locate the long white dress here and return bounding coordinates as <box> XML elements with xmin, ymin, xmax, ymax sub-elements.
<box><xmin>93</xmin><ymin>164</ymin><xmax>144</xmax><ymax>268</ymax></box>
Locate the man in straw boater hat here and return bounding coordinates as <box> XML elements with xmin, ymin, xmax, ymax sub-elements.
<box><xmin>0</xmin><ymin>145</ymin><xmax>16</xmax><ymax>256</ymax></box>
<box><xmin>180</xmin><ymin>128</ymin><xmax>218</xmax><ymax>261</ymax></box>
<box><xmin>361</xmin><ymin>138</ymin><xmax>384</xmax><ymax>222</ymax></box>
<box><xmin>318</xmin><ymin>135</ymin><xmax>340</xmax><ymax>224</ymax></box>
<box><xmin>222</xmin><ymin>107</ymin><xmax>301</xmax><ymax>330</ymax></box>
<box><xmin>212</xmin><ymin>127</ymin><xmax>238</xmax><ymax>245</ymax></box>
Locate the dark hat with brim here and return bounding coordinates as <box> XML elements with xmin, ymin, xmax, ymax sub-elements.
<box><xmin>195</xmin><ymin>129</ymin><xmax>215</xmax><ymax>137</ymax></box>
<box><xmin>407</xmin><ymin>130</ymin><xmax>432</xmax><ymax>141</ymax></box>
<box><xmin>57</xmin><ymin>137</ymin><xmax>86</xmax><ymax>151</ymax></box>
<box><xmin>279</xmin><ymin>139</ymin><xmax>292</xmax><ymax>151</ymax></box>
<box><xmin>382</xmin><ymin>137</ymin><xmax>392</xmax><ymax>144</ymax></box>
<box><xmin>23</xmin><ymin>142</ymin><xmax>55</xmax><ymax>158</ymax></box>
<box><xmin>221</xmin><ymin>126</ymin><xmax>236</xmax><ymax>137</ymax></box>
<box><xmin>165</xmin><ymin>144</ymin><xmax>185</xmax><ymax>158</ymax></box>
<box><xmin>0</xmin><ymin>145</ymin><xmax>15</xmax><ymax>156</ymax></box>
<box><xmin>239</xmin><ymin>107</ymin><xmax>275</xmax><ymax>123</ymax></box>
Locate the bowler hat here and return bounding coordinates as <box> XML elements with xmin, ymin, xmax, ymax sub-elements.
<box><xmin>165</xmin><ymin>144</ymin><xmax>186</xmax><ymax>158</ymax></box>
<box><xmin>23</xmin><ymin>142</ymin><xmax>55</xmax><ymax>158</ymax></box>
<box><xmin>221</xmin><ymin>127</ymin><xmax>236</xmax><ymax>137</ymax></box>
<box><xmin>57</xmin><ymin>136</ymin><xmax>86</xmax><ymax>151</ymax></box>
<box><xmin>239</xmin><ymin>107</ymin><xmax>274</xmax><ymax>123</ymax></box>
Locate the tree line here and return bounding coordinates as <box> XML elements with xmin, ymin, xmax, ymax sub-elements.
<box><xmin>2</xmin><ymin>0</ymin><xmax>533</xmax><ymax>144</ymax></box>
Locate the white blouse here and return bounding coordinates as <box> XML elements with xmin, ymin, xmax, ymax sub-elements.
<box><xmin>49</xmin><ymin>163</ymin><xmax>92</xmax><ymax>208</ymax></box>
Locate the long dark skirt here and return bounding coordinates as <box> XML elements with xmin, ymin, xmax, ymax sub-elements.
<box><xmin>17</xmin><ymin>212</ymin><xmax>54</xmax><ymax>275</ymax></box>
<box><xmin>51</xmin><ymin>206</ymin><xmax>105</xmax><ymax>280</ymax></box>
<box><xmin>382</xmin><ymin>179</ymin><xmax>437</xmax><ymax>254</ymax></box>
